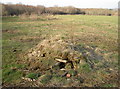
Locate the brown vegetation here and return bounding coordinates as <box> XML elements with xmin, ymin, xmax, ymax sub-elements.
<box><xmin>1</xmin><ymin>3</ymin><xmax>118</xmax><ymax>16</ymax></box>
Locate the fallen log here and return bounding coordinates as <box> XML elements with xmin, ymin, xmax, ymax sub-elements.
<box><xmin>55</xmin><ymin>58</ymin><xmax>67</xmax><ymax>63</ymax></box>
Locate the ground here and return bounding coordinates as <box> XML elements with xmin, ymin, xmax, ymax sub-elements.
<box><xmin>2</xmin><ymin>15</ymin><xmax>118</xmax><ymax>87</ymax></box>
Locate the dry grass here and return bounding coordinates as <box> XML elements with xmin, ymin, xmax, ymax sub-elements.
<box><xmin>19</xmin><ymin>14</ymin><xmax>40</xmax><ymax>20</ymax></box>
<box><xmin>19</xmin><ymin>14</ymin><xmax>29</xmax><ymax>20</ymax></box>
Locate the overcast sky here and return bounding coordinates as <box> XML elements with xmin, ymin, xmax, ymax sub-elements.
<box><xmin>1</xmin><ymin>0</ymin><xmax>119</xmax><ymax>9</ymax></box>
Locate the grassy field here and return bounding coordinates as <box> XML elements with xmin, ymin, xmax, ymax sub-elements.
<box><xmin>2</xmin><ymin>15</ymin><xmax>118</xmax><ymax>87</ymax></box>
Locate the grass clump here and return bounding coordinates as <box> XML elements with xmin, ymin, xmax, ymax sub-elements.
<box><xmin>68</xmin><ymin>70</ymin><xmax>77</xmax><ymax>76</ymax></box>
<box><xmin>78</xmin><ymin>64</ymin><xmax>91</xmax><ymax>73</ymax></box>
<box><xmin>50</xmin><ymin>74</ymin><xmax>66</xmax><ymax>86</ymax></box>
<box><xmin>26</xmin><ymin>73</ymin><xmax>40</xmax><ymax>79</ymax></box>
<box><xmin>102</xmin><ymin>84</ymin><xmax>114</xmax><ymax>87</ymax></box>
<box><xmin>40</xmin><ymin>75</ymin><xmax>52</xmax><ymax>84</ymax></box>
<box><xmin>3</xmin><ymin>68</ymin><xmax>23</xmax><ymax>83</ymax></box>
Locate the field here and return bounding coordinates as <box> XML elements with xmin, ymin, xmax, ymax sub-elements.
<box><xmin>2</xmin><ymin>15</ymin><xmax>118</xmax><ymax>87</ymax></box>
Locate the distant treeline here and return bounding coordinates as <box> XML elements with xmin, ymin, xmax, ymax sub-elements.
<box><xmin>2</xmin><ymin>3</ymin><xmax>118</xmax><ymax>16</ymax></box>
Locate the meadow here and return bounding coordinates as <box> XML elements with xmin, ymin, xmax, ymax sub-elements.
<box><xmin>2</xmin><ymin>15</ymin><xmax>118</xmax><ymax>87</ymax></box>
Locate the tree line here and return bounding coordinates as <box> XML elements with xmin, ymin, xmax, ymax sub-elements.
<box><xmin>1</xmin><ymin>3</ymin><xmax>117</xmax><ymax>16</ymax></box>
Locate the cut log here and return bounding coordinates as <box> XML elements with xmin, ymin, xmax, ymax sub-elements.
<box><xmin>55</xmin><ymin>58</ymin><xmax>67</xmax><ymax>63</ymax></box>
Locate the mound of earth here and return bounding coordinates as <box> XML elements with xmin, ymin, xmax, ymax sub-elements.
<box><xmin>21</xmin><ymin>35</ymin><xmax>118</xmax><ymax>87</ymax></box>
<box><xmin>25</xmin><ymin>35</ymin><xmax>103</xmax><ymax>70</ymax></box>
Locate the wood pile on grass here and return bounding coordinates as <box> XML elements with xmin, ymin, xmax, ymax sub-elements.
<box><xmin>21</xmin><ymin>35</ymin><xmax>117</xmax><ymax>87</ymax></box>
<box><xmin>25</xmin><ymin>35</ymin><xmax>104</xmax><ymax>71</ymax></box>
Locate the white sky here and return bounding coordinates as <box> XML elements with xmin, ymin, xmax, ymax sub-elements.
<box><xmin>1</xmin><ymin>0</ymin><xmax>119</xmax><ymax>9</ymax></box>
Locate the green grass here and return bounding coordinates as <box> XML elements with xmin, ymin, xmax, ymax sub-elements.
<box><xmin>102</xmin><ymin>84</ymin><xmax>115</xmax><ymax>87</ymax></box>
<box><xmin>40</xmin><ymin>74</ymin><xmax>52</xmax><ymax>84</ymax></box>
<box><xmin>2</xmin><ymin>15</ymin><xmax>118</xmax><ymax>86</ymax></box>
<box><xmin>3</xmin><ymin>68</ymin><xmax>23</xmax><ymax>83</ymax></box>
<box><xmin>26</xmin><ymin>73</ymin><xmax>41</xmax><ymax>79</ymax></box>
<box><xmin>78</xmin><ymin>64</ymin><xmax>91</xmax><ymax>73</ymax></box>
